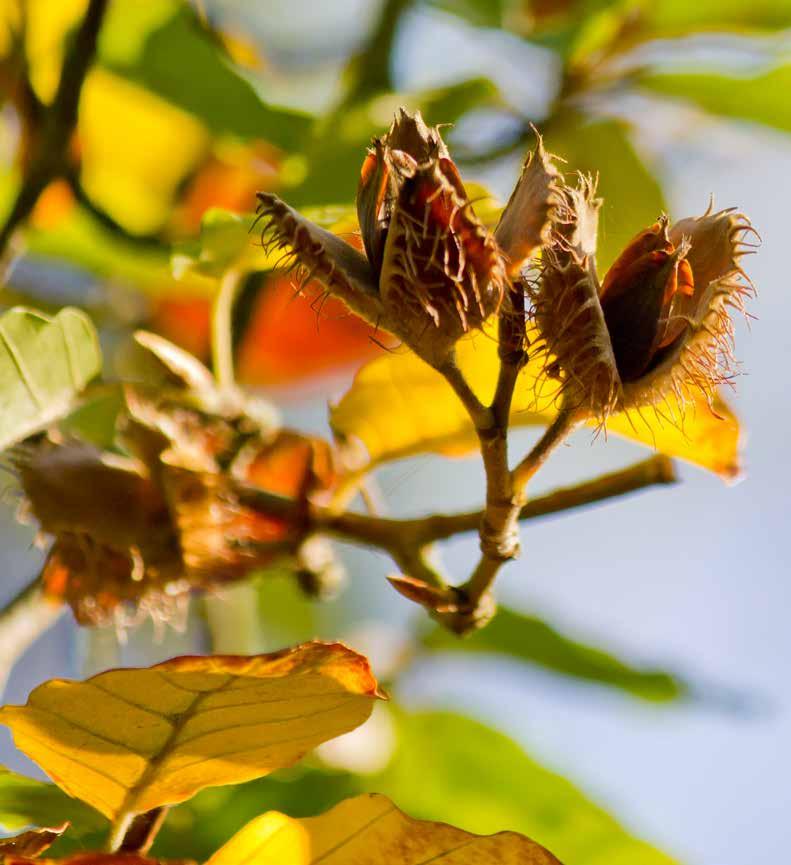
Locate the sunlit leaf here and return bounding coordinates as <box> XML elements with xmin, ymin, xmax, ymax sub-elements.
<box><xmin>641</xmin><ymin>65</ymin><xmax>791</xmax><ymax>134</ymax></box>
<box><xmin>544</xmin><ymin>113</ymin><xmax>665</xmax><ymax>270</ymax></box>
<box><xmin>0</xmin><ymin>643</ymin><xmax>382</xmax><ymax>822</ymax></box>
<box><xmin>207</xmin><ymin>792</ymin><xmax>561</xmax><ymax>864</ymax></box>
<box><xmin>423</xmin><ymin>607</ymin><xmax>685</xmax><ymax>701</ymax></box>
<box><xmin>0</xmin><ymin>307</ymin><xmax>102</xmax><ymax>453</ymax></box>
<box><xmin>79</xmin><ymin>69</ymin><xmax>210</xmax><ymax>235</ymax></box>
<box><xmin>330</xmin><ymin>324</ymin><xmax>741</xmax><ymax>479</ymax></box>
<box><xmin>0</xmin><ymin>766</ymin><xmax>103</xmax><ymax>834</ymax></box>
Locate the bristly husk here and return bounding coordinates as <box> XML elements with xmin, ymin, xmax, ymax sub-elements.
<box><xmin>256</xmin><ymin>109</ymin><xmax>509</xmax><ymax>368</ymax></box>
<box><xmin>530</xmin><ymin>176</ymin><xmax>757</xmax><ymax>425</ymax></box>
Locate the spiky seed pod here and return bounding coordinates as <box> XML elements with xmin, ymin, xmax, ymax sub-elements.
<box><xmin>14</xmin><ymin>387</ymin><xmax>337</xmax><ymax>628</ymax></box>
<box><xmin>532</xmin><ymin>178</ymin><xmax>756</xmax><ymax>422</ymax></box>
<box><xmin>257</xmin><ymin>109</ymin><xmax>515</xmax><ymax>367</ymax></box>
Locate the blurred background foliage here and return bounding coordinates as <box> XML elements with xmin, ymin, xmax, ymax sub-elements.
<box><xmin>1</xmin><ymin>1</ymin><xmax>789</xmax><ymax>863</ymax></box>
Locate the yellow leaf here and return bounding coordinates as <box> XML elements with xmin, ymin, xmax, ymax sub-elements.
<box><xmin>331</xmin><ymin>325</ymin><xmax>741</xmax><ymax>479</ymax></box>
<box><xmin>207</xmin><ymin>793</ymin><xmax>561</xmax><ymax>865</ymax></box>
<box><xmin>23</xmin><ymin>0</ymin><xmax>87</xmax><ymax>102</ymax></box>
<box><xmin>0</xmin><ymin>642</ymin><xmax>382</xmax><ymax>824</ymax></box>
<box><xmin>79</xmin><ymin>69</ymin><xmax>210</xmax><ymax>234</ymax></box>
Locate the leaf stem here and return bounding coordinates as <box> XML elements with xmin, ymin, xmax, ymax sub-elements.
<box><xmin>115</xmin><ymin>807</ymin><xmax>169</xmax><ymax>854</ymax></box>
<box><xmin>211</xmin><ymin>268</ymin><xmax>243</xmax><ymax>393</ymax></box>
<box><xmin>106</xmin><ymin>812</ymin><xmax>135</xmax><ymax>853</ymax></box>
<box><xmin>511</xmin><ymin>405</ymin><xmax>582</xmax><ymax>492</ymax></box>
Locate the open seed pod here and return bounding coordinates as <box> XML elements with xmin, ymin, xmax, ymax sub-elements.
<box><xmin>532</xmin><ymin>177</ymin><xmax>757</xmax><ymax>422</ymax></box>
<box><xmin>14</xmin><ymin>374</ymin><xmax>337</xmax><ymax>629</ymax></box>
<box><xmin>256</xmin><ymin>109</ymin><xmax>534</xmax><ymax>367</ymax></box>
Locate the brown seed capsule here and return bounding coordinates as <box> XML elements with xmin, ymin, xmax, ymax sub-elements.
<box><xmin>533</xmin><ymin>180</ymin><xmax>756</xmax><ymax>421</ymax></box>
<box><xmin>15</xmin><ymin>383</ymin><xmax>337</xmax><ymax>629</ymax></box>
<box><xmin>257</xmin><ymin>109</ymin><xmax>519</xmax><ymax>367</ymax></box>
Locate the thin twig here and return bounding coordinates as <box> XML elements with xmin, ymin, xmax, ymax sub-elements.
<box><xmin>436</xmin><ymin>357</ymin><xmax>493</xmax><ymax>430</ymax></box>
<box><xmin>0</xmin><ymin>0</ymin><xmax>109</xmax><ymax>260</ymax></box>
<box><xmin>511</xmin><ymin>405</ymin><xmax>582</xmax><ymax>492</ymax></box>
<box><xmin>0</xmin><ymin>579</ymin><xmax>65</xmax><ymax>695</ymax></box>
<box><xmin>415</xmin><ymin>455</ymin><xmax>677</xmax><ymax>542</ymax></box>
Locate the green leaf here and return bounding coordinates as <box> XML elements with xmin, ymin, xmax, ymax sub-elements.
<box><xmin>376</xmin><ymin>711</ymin><xmax>678</xmax><ymax>865</ymax></box>
<box><xmin>427</xmin><ymin>0</ymin><xmax>506</xmax><ymax>27</ymax></box>
<box><xmin>522</xmin><ymin>1</ymin><xmax>628</xmax><ymax>62</ymax></box>
<box><xmin>172</xmin><ymin>205</ymin><xmax>357</xmax><ymax>279</ymax></box>
<box><xmin>101</xmin><ymin>3</ymin><xmax>312</xmax><ymax>151</ymax></box>
<box><xmin>641</xmin><ymin>0</ymin><xmax>791</xmax><ymax>33</ymax></box>
<box><xmin>423</xmin><ymin>607</ymin><xmax>685</xmax><ymax>701</ymax></box>
<box><xmin>544</xmin><ymin>113</ymin><xmax>666</xmax><ymax>270</ymax></box>
<box><xmin>641</xmin><ymin>65</ymin><xmax>791</xmax><ymax>134</ymax></box>
<box><xmin>0</xmin><ymin>766</ymin><xmax>104</xmax><ymax>835</ymax></box>
<box><xmin>59</xmin><ymin>386</ymin><xmax>124</xmax><ymax>451</ymax></box>
<box><xmin>0</xmin><ymin>307</ymin><xmax>102</xmax><ymax>453</ymax></box>
<box><xmin>420</xmin><ymin>77</ymin><xmax>502</xmax><ymax>127</ymax></box>
<box><xmin>156</xmin><ymin>711</ymin><xmax>677</xmax><ymax>865</ymax></box>
<box><xmin>152</xmin><ymin>768</ymin><xmax>358</xmax><ymax>862</ymax></box>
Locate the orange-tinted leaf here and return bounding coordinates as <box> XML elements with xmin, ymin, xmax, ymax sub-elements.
<box><xmin>330</xmin><ymin>323</ymin><xmax>742</xmax><ymax>479</ymax></box>
<box><xmin>4</xmin><ymin>856</ymin><xmax>193</xmax><ymax>865</ymax></box>
<box><xmin>237</xmin><ymin>273</ymin><xmax>387</xmax><ymax>386</ymax></box>
<box><xmin>0</xmin><ymin>643</ymin><xmax>382</xmax><ymax>822</ymax></box>
<box><xmin>149</xmin><ymin>299</ymin><xmax>212</xmax><ymax>365</ymax></box>
<box><xmin>0</xmin><ymin>823</ymin><xmax>68</xmax><ymax>858</ymax></box>
<box><xmin>30</xmin><ymin>180</ymin><xmax>76</xmax><ymax>230</ymax></box>
<box><xmin>207</xmin><ymin>793</ymin><xmax>561</xmax><ymax>864</ymax></box>
<box><xmin>172</xmin><ymin>142</ymin><xmax>279</xmax><ymax>235</ymax></box>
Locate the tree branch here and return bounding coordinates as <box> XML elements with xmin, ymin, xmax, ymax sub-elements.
<box><xmin>438</xmin><ymin>289</ymin><xmax>527</xmax><ymax>632</ymax></box>
<box><xmin>0</xmin><ymin>0</ymin><xmax>109</xmax><ymax>259</ymax></box>
<box><xmin>416</xmin><ymin>455</ymin><xmax>677</xmax><ymax>542</ymax></box>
